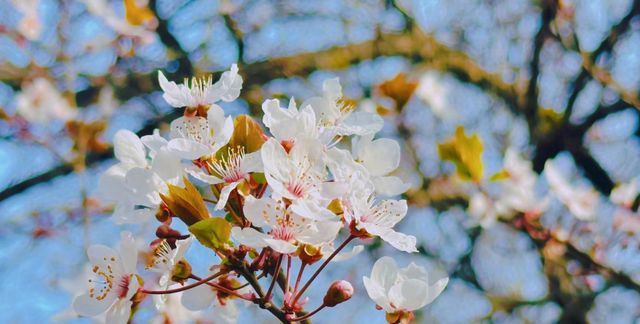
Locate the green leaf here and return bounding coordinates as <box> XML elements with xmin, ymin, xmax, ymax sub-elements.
<box><xmin>188</xmin><ymin>218</ymin><xmax>232</xmax><ymax>250</ymax></box>
<box><xmin>437</xmin><ymin>126</ymin><xmax>484</xmax><ymax>182</ymax></box>
<box><xmin>252</xmin><ymin>172</ymin><xmax>267</xmax><ymax>184</ymax></box>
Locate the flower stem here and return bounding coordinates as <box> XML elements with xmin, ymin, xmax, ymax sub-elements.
<box><xmin>285</xmin><ymin>255</ymin><xmax>292</xmax><ymax>293</ymax></box>
<box><xmin>139</xmin><ymin>271</ymin><xmax>224</xmax><ymax>295</ymax></box>
<box><xmin>293</xmin><ymin>262</ymin><xmax>306</xmax><ymax>294</ymax></box>
<box><xmin>265</xmin><ymin>254</ymin><xmax>283</xmax><ymax>301</ymax></box>
<box><xmin>189</xmin><ymin>274</ymin><xmax>254</xmax><ymax>302</ymax></box>
<box><xmin>292</xmin><ymin>235</ymin><xmax>355</xmax><ymax>306</ymax></box>
<box><xmin>287</xmin><ymin>304</ymin><xmax>326</xmax><ymax>322</ymax></box>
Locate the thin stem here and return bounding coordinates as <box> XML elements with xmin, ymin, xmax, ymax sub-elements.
<box><xmin>294</xmin><ymin>262</ymin><xmax>306</xmax><ymax>294</ymax></box>
<box><xmin>140</xmin><ymin>271</ymin><xmax>224</xmax><ymax>295</ymax></box>
<box><xmin>189</xmin><ymin>274</ymin><xmax>254</xmax><ymax>302</ymax></box>
<box><xmin>292</xmin><ymin>235</ymin><xmax>355</xmax><ymax>306</ymax></box>
<box><xmin>287</xmin><ymin>304</ymin><xmax>326</xmax><ymax>322</ymax></box>
<box><xmin>265</xmin><ymin>254</ymin><xmax>283</xmax><ymax>301</ymax></box>
<box><xmin>285</xmin><ymin>255</ymin><xmax>292</xmax><ymax>293</ymax></box>
<box><xmin>203</xmin><ymin>198</ymin><xmax>217</xmax><ymax>204</ymax></box>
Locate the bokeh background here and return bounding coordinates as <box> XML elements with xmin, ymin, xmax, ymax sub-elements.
<box><xmin>1</xmin><ymin>0</ymin><xmax>640</xmax><ymax>323</ymax></box>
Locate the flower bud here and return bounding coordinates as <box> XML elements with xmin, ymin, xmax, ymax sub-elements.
<box><xmin>323</xmin><ymin>280</ymin><xmax>354</xmax><ymax>307</ymax></box>
<box><xmin>171</xmin><ymin>260</ymin><xmax>192</xmax><ymax>283</ymax></box>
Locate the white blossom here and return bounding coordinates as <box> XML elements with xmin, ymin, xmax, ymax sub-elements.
<box><xmin>72</xmin><ymin>232</ymin><xmax>140</xmax><ymax>324</ymax></box>
<box><xmin>363</xmin><ymin>256</ymin><xmax>448</xmax><ymax>313</ymax></box>
<box><xmin>544</xmin><ymin>160</ymin><xmax>599</xmax><ymax>221</ymax></box>
<box><xmin>158</xmin><ymin>64</ymin><xmax>242</xmax><ymax>109</ymax></box>
<box><xmin>167</xmin><ymin>105</ymin><xmax>234</xmax><ymax>160</ymax></box>
<box><xmin>16</xmin><ymin>78</ymin><xmax>76</xmax><ymax>123</ymax></box>
<box><xmin>98</xmin><ymin>129</ymin><xmax>183</xmax><ymax>224</ymax></box>
<box><xmin>232</xmin><ymin>195</ymin><xmax>341</xmax><ymax>254</ymax></box>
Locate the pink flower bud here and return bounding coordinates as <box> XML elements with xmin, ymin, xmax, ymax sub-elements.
<box><xmin>323</xmin><ymin>280</ymin><xmax>354</xmax><ymax>307</ymax></box>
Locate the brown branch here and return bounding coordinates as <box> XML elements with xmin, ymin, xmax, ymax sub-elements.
<box><xmin>525</xmin><ymin>0</ymin><xmax>558</xmax><ymax>139</ymax></box>
<box><xmin>562</xmin><ymin>0</ymin><xmax>640</xmax><ymax>122</ymax></box>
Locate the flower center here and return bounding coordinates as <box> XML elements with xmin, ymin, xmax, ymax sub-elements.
<box><xmin>146</xmin><ymin>239</ymin><xmax>171</xmax><ymax>270</ymax></box>
<box><xmin>271</xmin><ymin>224</ymin><xmax>295</xmax><ymax>242</ymax></box>
<box><xmin>187</xmin><ymin>75</ymin><xmax>214</xmax><ymax>106</ymax></box>
<box><xmin>208</xmin><ymin>147</ymin><xmax>247</xmax><ymax>183</ymax></box>
<box><xmin>88</xmin><ymin>263</ymin><xmax>115</xmax><ymax>301</ymax></box>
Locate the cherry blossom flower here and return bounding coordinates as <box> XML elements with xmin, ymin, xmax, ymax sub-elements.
<box><xmin>494</xmin><ymin>149</ymin><xmax>548</xmax><ymax>215</ymax></box>
<box><xmin>262</xmin><ymin>98</ymin><xmax>318</xmax><ymax>143</ymax></box>
<box><xmin>232</xmin><ymin>195</ymin><xmax>342</xmax><ymax>254</ymax></box>
<box><xmin>302</xmin><ymin>78</ymin><xmax>383</xmax><ymax>138</ymax></box>
<box><xmin>544</xmin><ymin>160</ymin><xmax>599</xmax><ymax>221</ymax></box>
<box><xmin>11</xmin><ymin>0</ymin><xmax>42</xmax><ymax>41</ymax></box>
<box><xmin>610</xmin><ymin>178</ymin><xmax>638</xmax><ymax>208</ymax></box>
<box><xmin>167</xmin><ymin>104</ymin><xmax>234</xmax><ymax>160</ymax></box>
<box><xmin>158</xmin><ymin>64</ymin><xmax>243</xmax><ymax>109</ymax></box>
<box><xmin>261</xmin><ymin>138</ymin><xmax>345</xmax><ymax>221</ymax></box>
<box><xmin>186</xmin><ymin>146</ymin><xmax>262</xmax><ymax>210</ymax></box>
<box><xmin>147</xmin><ymin>237</ymin><xmax>192</xmax><ymax>307</ymax></box>
<box><xmin>73</xmin><ymin>232</ymin><xmax>140</xmax><ymax>323</ymax></box>
<box><xmin>15</xmin><ymin>78</ymin><xmax>76</xmax><ymax>123</ymax></box>
<box><xmin>363</xmin><ymin>256</ymin><xmax>448</xmax><ymax>314</ymax></box>
<box><xmin>98</xmin><ymin>130</ymin><xmax>183</xmax><ymax>223</ymax></box>
<box><xmin>343</xmin><ymin>186</ymin><xmax>417</xmax><ymax>253</ymax></box>
<box><xmin>351</xmin><ymin>134</ymin><xmax>410</xmax><ymax>196</ymax></box>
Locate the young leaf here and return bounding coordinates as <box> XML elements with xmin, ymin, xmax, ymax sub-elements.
<box><xmin>188</xmin><ymin>218</ymin><xmax>232</xmax><ymax>250</ymax></box>
<box><xmin>438</xmin><ymin>126</ymin><xmax>484</xmax><ymax>182</ymax></box>
<box><xmin>228</xmin><ymin>115</ymin><xmax>266</xmax><ymax>153</ymax></box>
<box><xmin>160</xmin><ymin>177</ymin><xmax>209</xmax><ymax>226</ymax></box>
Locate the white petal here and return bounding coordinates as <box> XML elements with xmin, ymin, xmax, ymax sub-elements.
<box><xmin>97</xmin><ymin>164</ymin><xmax>130</xmax><ymax>202</ymax></box>
<box><xmin>362</xmin><ymin>276</ymin><xmax>393</xmax><ymax>313</ymax></box>
<box><xmin>207</xmin><ymin>104</ymin><xmax>226</xmax><ymax>134</ymax></box>
<box><xmin>231</xmin><ymin>227</ymin><xmax>270</xmax><ymax>249</ymax></box>
<box><xmin>151</xmin><ymin>149</ymin><xmax>183</xmax><ymax>183</ymax></box>
<box><xmin>215</xmin><ymin>181</ymin><xmax>240</xmax><ymax>210</ymax></box>
<box><xmin>264</xmin><ymin>238</ymin><xmax>297</xmax><ymax>254</ymax></box>
<box><xmin>119</xmin><ymin>231</ymin><xmax>137</xmax><ymax>274</ymax></box>
<box><xmin>243</xmin><ymin>196</ymin><xmax>278</xmax><ymax>227</ymax></box>
<box><xmin>319</xmin><ymin>181</ymin><xmax>348</xmax><ymax>200</ymax></box>
<box><xmin>113</xmin><ymin>130</ymin><xmax>147</xmax><ymax>167</ymax></box>
<box><xmin>73</xmin><ymin>293</ymin><xmax>113</xmax><ymax>317</ymax></box>
<box><xmin>290</xmin><ymin>200</ymin><xmax>336</xmax><ymax>221</ymax></box>
<box><xmin>425</xmin><ymin>277</ymin><xmax>449</xmax><ymax>306</ymax></box>
<box><xmin>296</xmin><ymin>220</ymin><xmax>341</xmax><ymax>246</ymax></box>
<box><xmin>212</xmin><ymin>116</ymin><xmax>234</xmax><ymax>151</ymax></box>
<box><xmin>323</xmin><ymin>77</ymin><xmax>342</xmax><ymax>101</ymax></box>
<box><xmin>373</xmin><ymin>176</ymin><xmax>411</xmax><ymax>196</ymax></box>
<box><xmin>378</xmin><ymin>228</ymin><xmax>418</xmax><ymax>253</ymax></box>
<box><xmin>340</xmin><ymin>111</ymin><xmax>384</xmax><ymax>136</ymax></box>
<box><xmin>87</xmin><ymin>244</ymin><xmax>120</xmax><ymax>269</ymax></box>
<box><xmin>125</xmin><ymin>167</ymin><xmax>163</xmax><ymax>207</ymax></box>
<box><xmin>212</xmin><ymin>64</ymin><xmax>243</xmax><ymax>102</ymax></box>
<box><xmin>241</xmin><ymin>151</ymin><xmax>263</xmax><ymax>173</ymax></box>
<box><xmin>185</xmin><ymin>166</ymin><xmax>223</xmax><ymax>184</ymax></box>
<box><xmin>358</xmin><ymin>138</ymin><xmax>401</xmax><ymax>176</ymax></box>
<box><xmin>158</xmin><ymin>71</ymin><xmax>190</xmax><ymax>108</ymax></box>
<box><xmin>168</xmin><ymin>138</ymin><xmax>211</xmax><ymax>160</ymax></box>
<box><xmin>370</xmin><ymin>256</ymin><xmax>399</xmax><ymax>292</ymax></box>
<box><xmin>388</xmin><ymin>279</ymin><xmax>429</xmax><ymax>311</ymax></box>
<box><xmin>181</xmin><ymin>283</ymin><xmax>215</xmax><ymax>311</ymax></box>
<box><xmin>140</xmin><ymin>129</ymin><xmax>168</xmax><ymax>154</ymax></box>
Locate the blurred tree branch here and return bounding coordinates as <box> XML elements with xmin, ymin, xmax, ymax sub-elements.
<box><xmin>525</xmin><ymin>0</ymin><xmax>558</xmax><ymax>139</ymax></box>
<box><xmin>0</xmin><ymin>28</ymin><xmax>521</xmax><ymax>203</ymax></box>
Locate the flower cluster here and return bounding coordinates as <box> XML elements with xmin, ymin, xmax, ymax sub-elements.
<box><xmin>70</xmin><ymin>64</ymin><xmax>447</xmax><ymax>323</ymax></box>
